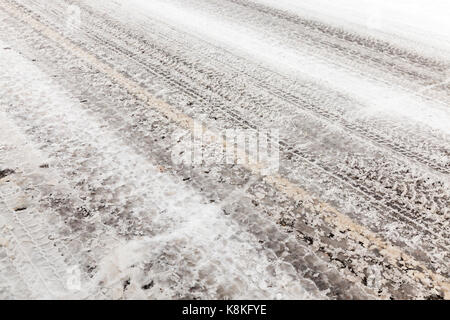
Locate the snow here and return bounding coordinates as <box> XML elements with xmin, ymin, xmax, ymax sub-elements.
<box><xmin>1</xmin><ymin>0</ymin><xmax>448</xmax><ymax>300</ymax></box>
<box><xmin>0</xmin><ymin>40</ymin><xmax>319</xmax><ymax>299</ymax></box>
<box><xmin>111</xmin><ymin>0</ymin><xmax>450</xmax><ymax>134</ymax></box>
<box><xmin>254</xmin><ymin>0</ymin><xmax>450</xmax><ymax>56</ymax></box>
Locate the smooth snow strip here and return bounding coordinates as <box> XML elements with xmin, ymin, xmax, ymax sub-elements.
<box><xmin>253</xmin><ymin>0</ymin><xmax>450</xmax><ymax>57</ymax></box>
<box><xmin>109</xmin><ymin>0</ymin><xmax>450</xmax><ymax>135</ymax></box>
<box><xmin>0</xmin><ymin>41</ymin><xmax>321</xmax><ymax>299</ymax></box>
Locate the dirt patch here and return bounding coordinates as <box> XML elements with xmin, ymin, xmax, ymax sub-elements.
<box><xmin>0</xmin><ymin>169</ymin><xmax>15</xmax><ymax>179</ymax></box>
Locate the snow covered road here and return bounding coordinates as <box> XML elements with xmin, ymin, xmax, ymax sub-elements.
<box><xmin>0</xmin><ymin>0</ymin><xmax>449</xmax><ymax>299</ymax></box>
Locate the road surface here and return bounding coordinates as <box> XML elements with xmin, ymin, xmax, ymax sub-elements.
<box><xmin>0</xmin><ymin>0</ymin><xmax>449</xmax><ymax>299</ymax></box>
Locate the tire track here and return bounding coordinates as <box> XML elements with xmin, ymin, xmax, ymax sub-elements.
<box><xmin>89</xmin><ymin>0</ymin><xmax>450</xmax><ymax>176</ymax></box>
<box><xmin>23</xmin><ymin>0</ymin><xmax>450</xmax><ymax>244</ymax></box>
<box><xmin>1</xmin><ymin>0</ymin><xmax>449</xmax><ymax>299</ymax></box>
